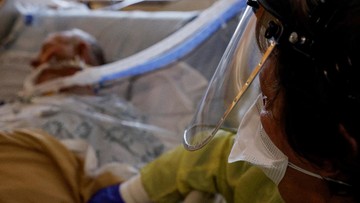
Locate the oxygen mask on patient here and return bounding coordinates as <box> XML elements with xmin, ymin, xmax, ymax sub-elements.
<box><xmin>21</xmin><ymin>56</ymin><xmax>93</xmax><ymax>97</ymax></box>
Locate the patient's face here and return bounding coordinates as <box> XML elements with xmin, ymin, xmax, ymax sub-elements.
<box><xmin>30</xmin><ymin>32</ymin><xmax>95</xmax><ymax>95</ymax></box>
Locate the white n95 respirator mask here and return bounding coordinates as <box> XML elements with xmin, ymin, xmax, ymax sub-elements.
<box><xmin>228</xmin><ymin>93</ymin><xmax>288</xmax><ymax>185</ymax></box>
<box><xmin>228</xmin><ymin>94</ymin><xmax>352</xmax><ymax>186</ymax></box>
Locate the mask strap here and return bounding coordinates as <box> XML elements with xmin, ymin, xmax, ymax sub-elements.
<box><xmin>288</xmin><ymin>162</ymin><xmax>352</xmax><ymax>187</ymax></box>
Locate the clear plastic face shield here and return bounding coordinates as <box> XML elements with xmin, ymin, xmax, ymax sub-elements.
<box><xmin>183</xmin><ymin>2</ymin><xmax>282</xmax><ymax>151</ymax></box>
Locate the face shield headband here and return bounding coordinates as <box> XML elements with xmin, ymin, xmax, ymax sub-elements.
<box><xmin>183</xmin><ymin>2</ymin><xmax>282</xmax><ymax>151</ymax></box>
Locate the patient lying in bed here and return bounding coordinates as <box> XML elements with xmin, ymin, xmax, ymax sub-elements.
<box><xmin>0</xmin><ymin>28</ymin><xmax>178</xmax><ymax>168</ymax></box>
<box><xmin>0</xmin><ymin>28</ymin><xmax>219</xmax><ymax>203</ymax></box>
<box><xmin>0</xmin><ymin>30</ymin><xmax>175</xmax><ymax>202</ymax></box>
<box><xmin>0</xmin><ymin>29</ymin><xmax>178</xmax><ymax>202</ymax></box>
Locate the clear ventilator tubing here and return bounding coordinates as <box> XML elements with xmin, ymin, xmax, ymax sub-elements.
<box><xmin>183</xmin><ymin>6</ymin><xmax>277</xmax><ymax>151</ymax></box>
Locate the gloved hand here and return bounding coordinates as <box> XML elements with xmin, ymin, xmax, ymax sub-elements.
<box><xmin>88</xmin><ymin>184</ymin><xmax>125</xmax><ymax>203</ymax></box>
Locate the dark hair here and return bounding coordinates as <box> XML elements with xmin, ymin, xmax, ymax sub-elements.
<box><xmin>258</xmin><ymin>0</ymin><xmax>360</xmax><ymax>200</ymax></box>
<box><xmin>89</xmin><ymin>41</ymin><xmax>106</xmax><ymax>65</ymax></box>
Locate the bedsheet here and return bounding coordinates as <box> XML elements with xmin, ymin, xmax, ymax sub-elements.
<box><xmin>0</xmin><ymin>94</ymin><xmax>175</xmax><ymax>168</ymax></box>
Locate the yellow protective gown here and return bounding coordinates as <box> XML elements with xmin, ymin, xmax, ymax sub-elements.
<box><xmin>140</xmin><ymin>130</ymin><xmax>284</xmax><ymax>203</ymax></box>
<box><xmin>0</xmin><ymin>128</ymin><xmax>122</xmax><ymax>203</ymax></box>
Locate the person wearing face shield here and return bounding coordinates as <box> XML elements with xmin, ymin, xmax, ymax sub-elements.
<box><xmin>89</xmin><ymin>0</ymin><xmax>360</xmax><ymax>202</ymax></box>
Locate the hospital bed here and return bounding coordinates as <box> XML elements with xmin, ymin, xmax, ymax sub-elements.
<box><xmin>0</xmin><ymin>0</ymin><xmax>246</xmax><ymax>201</ymax></box>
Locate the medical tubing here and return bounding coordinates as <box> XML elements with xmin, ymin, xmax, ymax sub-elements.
<box><xmin>22</xmin><ymin>0</ymin><xmax>247</xmax><ymax>97</ymax></box>
<box><xmin>99</xmin><ymin>0</ymin><xmax>247</xmax><ymax>83</ymax></box>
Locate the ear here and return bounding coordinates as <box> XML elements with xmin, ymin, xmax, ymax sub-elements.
<box><xmin>339</xmin><ymin>123</ymin><xmax>358</xmax><ymax>156</ymax></box>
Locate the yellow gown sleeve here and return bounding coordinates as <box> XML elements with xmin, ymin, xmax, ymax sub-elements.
<box><xmin>140</xmin><ymin>130</ymin><xmax>284</xmax><ymax>203</ymax></box>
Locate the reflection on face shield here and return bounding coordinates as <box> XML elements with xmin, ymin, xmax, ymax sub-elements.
<box><xmin>183</xmin><ymin>4</ymin><xmax>282</xmax><ymax>151</ymax></box>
